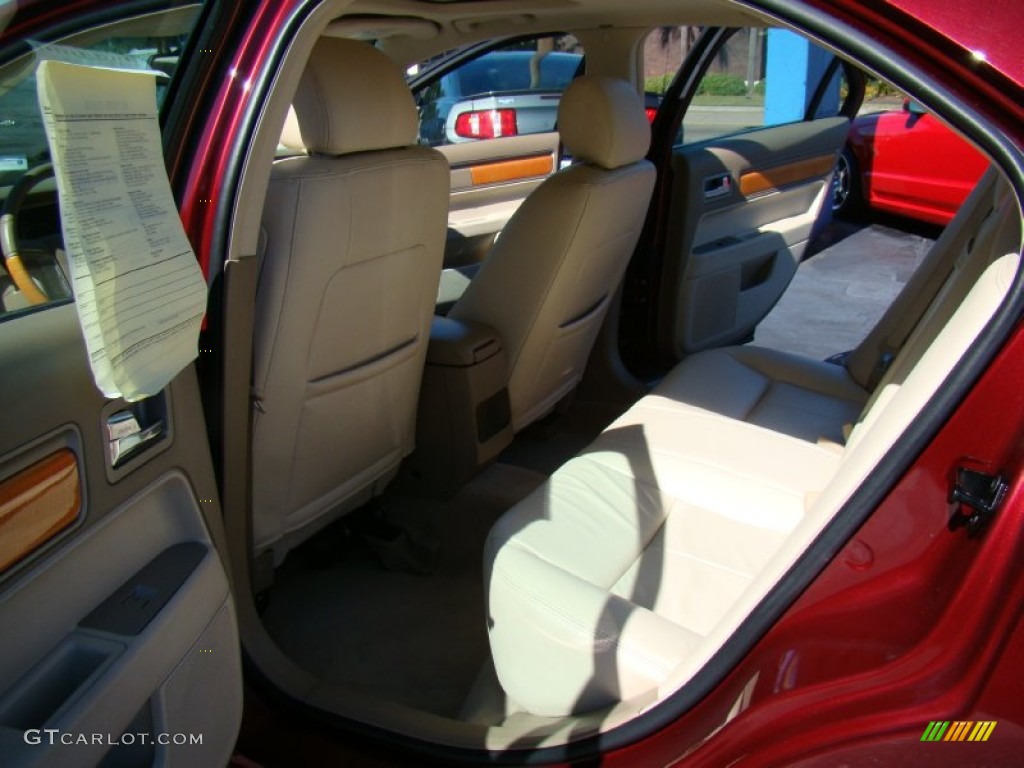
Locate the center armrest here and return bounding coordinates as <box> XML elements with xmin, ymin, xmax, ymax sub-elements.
<box><xmin>427</xmin><ymin>316</ymin><xmax>503</xmax><ymax>368</ymax></box>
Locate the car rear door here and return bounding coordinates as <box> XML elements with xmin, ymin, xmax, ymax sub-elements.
<box><xmin>653</xmin><ymin>27</ymin><xmax>855</xmax><ymax>357</ymax></box>
<box><xmin>0</xmin><ymin>4</ymin><xmax>241</xmax><ymax>766</ymax></box>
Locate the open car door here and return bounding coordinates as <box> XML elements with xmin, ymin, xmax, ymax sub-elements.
<box><xmin>0</xmin><ymin>4</ymin><xmax>241</xmax><ymax>766</ymax></box>
<box><xmin>656</xmin><ymin>27</ymin><xmax>856</xmax><ymax>357</ymax></box>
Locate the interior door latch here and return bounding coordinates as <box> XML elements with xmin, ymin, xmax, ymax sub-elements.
<box><xmin>948</xmin><ymin>467</ymin><xmax>1008</xmax><ymax>537</ymax></box>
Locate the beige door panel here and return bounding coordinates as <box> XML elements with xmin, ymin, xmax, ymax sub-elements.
<box><xmin>661</xmin><ymin>117</ymin><xmax>849</xmax><ymax>355</ymax></box>
<box><xmin>0</xmin><ymin>305</ymin><xmax>241</xmax><ymax>767</ymax></box>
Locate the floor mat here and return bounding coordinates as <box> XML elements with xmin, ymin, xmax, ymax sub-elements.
<box><xmin>260</xmin><ymin>462</ymin><xmax>545</xmax><ymax>718</ymax></box>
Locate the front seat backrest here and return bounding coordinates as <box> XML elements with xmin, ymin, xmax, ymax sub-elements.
<box><xmin>448</xmin><ymin>76</ymin><xmax>656</xmax><ymax>431</ymax></box>
<box><xmin>252</xmin><ymin>38</ymin><xmax>449</xmax><ymax>560</ymax></box>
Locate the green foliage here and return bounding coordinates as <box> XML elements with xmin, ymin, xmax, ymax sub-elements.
<box><xmin>864</xmin><ymin>76</ymin><xmax>901</xmax><ymax>100</ymax></box>
<box><xmin>644</xmin><ymin>74</ymin><xmax>674</xmax><ymax>95</ymax></box>
<box><xmin>697</xmin><ymin>72</ymin><xmax>748</xmax><ymax>97</ymax></box>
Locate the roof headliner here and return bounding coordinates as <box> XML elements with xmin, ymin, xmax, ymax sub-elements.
<box><xmin>339</xmin><ymin>0</ymin><xmax>765</xmax><ymax>64</ymax></box>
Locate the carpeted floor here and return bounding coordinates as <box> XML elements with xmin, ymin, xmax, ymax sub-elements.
<box><xmin>497</xmin><ymin>398</ymin><xmax>631</xmax><ymax>476</ymax></box>
<box><xmin>261</xmin><ymin>462</ymin><xmax>546</xmax><ymax>718</ymax></box>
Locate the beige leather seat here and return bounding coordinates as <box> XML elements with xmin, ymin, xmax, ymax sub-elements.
<box><xmin>449</xmin><ymin>76</ymin><xmax>656</xmax><ymax>432</ymax></box>
<box><xmin>484</xmin><ymin>168</ymin><xmax>1020</xmax><ymax>717</ymax></box>
<box><xmin>657</xmin><ymin>167</ymin><xmax>1008</xmax><ymax>447</ymax></box>
<box><xmin>252</xmin><ymin>38</ymin><xmax>449</xmax><ymax>560</ymax></box>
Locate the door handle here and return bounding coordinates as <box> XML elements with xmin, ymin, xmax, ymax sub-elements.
<box><xmin>703</xmin><ymin>173</ymin><xmax>733</xmax><ymax>201</ymax></box>
<box><xmin>107</xmin><ymin>410</ymin><xmax>164</xmax><ymax>467</ymax></box>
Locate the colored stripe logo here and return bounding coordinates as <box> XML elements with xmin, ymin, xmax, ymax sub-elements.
<box><xmin>921</xmin><ymin>721</ymin><xmax>996</xmax><ymax>742</ymax></box>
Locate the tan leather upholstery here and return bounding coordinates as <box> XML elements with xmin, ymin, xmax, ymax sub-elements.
<box><xmin>484</xmin><ymin>169</ymin><xmax>1020</xmax><ymax>717</ymax></box>
<box><xmin>485</xmin><ymin>399</ymin><xmax>840</xmax><ymax>715</ymax></box>
<box><xmin>847</xmin><ymin>168</ymin><xmax>1003</xmax><ymax>391</ymax></box>
<box><xmin>847</xmin><ymin>168</ymin><xmax>1017</xmax><ymax>450</ymax></box>
<box><xmin>279</xmin><ymin>105</ymin><xmax>303</xmax><ymax>152</ymax></box>
<box><xmin>449</xmin><ymin>76</ymin><xmax>655</xmax><ymax>431</ymax></box>
<box><xmin>253</xmin><ymin>38</ymin><xmax>449</xmax><ymax>559</ymax></box>
<box><xmin>289</xmin><ymin>37</ymin><xmax>419</xmax><ymax>155</ymax></box>
<box><xmin>656</xmin><ymin>345</ymin><xmax>868</xmax><ymax>444</ymax></box>
<box><xmin>558</xmin><ymin>76</ymin><xmax>651</xmax><ymax>169</ymax></box>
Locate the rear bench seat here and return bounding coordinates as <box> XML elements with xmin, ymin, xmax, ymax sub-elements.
<box><xmin>483</xmin><ymin>168</ymin><xmax>1021</xmax><ymax>717</ymax></box>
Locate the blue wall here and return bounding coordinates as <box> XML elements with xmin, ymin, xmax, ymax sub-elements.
<box><xmin>764</xmin><ymin>29</ymin><xmax>839</xmax><ymax>126</ymax></box>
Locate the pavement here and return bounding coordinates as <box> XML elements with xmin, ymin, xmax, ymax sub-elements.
<box><xmin>752</xmin><ymin>216</ymin><xmax>939</xmax><ymax>361</ymax></box>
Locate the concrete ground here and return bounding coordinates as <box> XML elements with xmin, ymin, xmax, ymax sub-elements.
<box><xmin>752</xmin><ymin>216</ymin><xmax>939</xmax><ymax>361</ymax></box>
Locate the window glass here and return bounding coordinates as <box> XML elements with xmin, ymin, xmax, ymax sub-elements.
<box><xmin>860</xmin><ymin>75</ymin><xmax>906</xmax><ymax>115</ymax></box>
<box><xmin>413</xmin><ymin>35</ymin><xmax>583</xmax><ymax>147</ymax></box>
<box><xmin>643</xmin><ymin>27</ymin><xmax>845</xmax><ymax>146</ymax></box>
<box><xmin>642</xmin><ymin>25</ymin><xmax>704</xmax><ymax>98</ymax></box>
<box><xmin>808</xmin><ymin>65</ymin><xmax>846</xmax><ymax>120</ymax></box>
<box><xmin>0</xmin><ymin>6</ymin><xmax>201</xmax><ymax>318</ymax></box>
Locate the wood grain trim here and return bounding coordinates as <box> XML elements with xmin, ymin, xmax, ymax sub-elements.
<box><xmin>469</xmin><ymin>154</ymin><xmax>554</xmax><ymax>186</ymax></box>
<box><xmin>0</xmin><ymin>449</ymin><xmax>81</xmax><ymax>572</ymax></box>
<box><xmin>739</xmin><ymin>154</ymin><xmax>836</xmax><ymax>197</ymax></box>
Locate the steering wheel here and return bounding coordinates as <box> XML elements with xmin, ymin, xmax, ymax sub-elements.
<box><xmin>0</xmin><ymin>163</ymin><xmax>56</xmax><ymax>305</ymax></box>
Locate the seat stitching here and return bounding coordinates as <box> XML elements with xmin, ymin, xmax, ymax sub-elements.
<box><xmin>660</xmin><ymin>548</ymin><xmax>759</xmax><ymax>580</ymax></box>
<box><xmin>580</xmin><ymin>448</ymin><xmax>812</xmax><ymax>503</ymax></box>
<box><xmin>724</xmin><ymin>349</ymin><xmax>870</xmax><ymax>404</ymax></box>
<box><xmin>612</xmin><ymin>401</ymin><xmax>843</xmax><ymax>453</ymax></box>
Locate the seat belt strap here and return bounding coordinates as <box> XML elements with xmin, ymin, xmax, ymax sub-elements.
<box><xmin>866</xmin><ymin>202</ymin><xmax>996</xmax><ymax>391</ymax></box>
<box><xmin>220</xmin><ymin>254</ymin><xmax>265</xmax><ymax>595</ymax></box>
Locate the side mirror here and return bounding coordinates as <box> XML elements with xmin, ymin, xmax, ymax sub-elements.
<box><xmin>904</xmin><ymin>99</ymin><xmax>927</xmax><ymax>116</ymax></box>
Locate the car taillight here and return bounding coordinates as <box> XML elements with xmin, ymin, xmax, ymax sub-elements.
<box><xmin>645</xmin><ymin>107</ymin><xmax>658</xmax><ymax>123</ymax></box>
<box><xmin>454</xmin><ymin>109</ymin><xmax>518</xmax><ymax>139</ymax></box>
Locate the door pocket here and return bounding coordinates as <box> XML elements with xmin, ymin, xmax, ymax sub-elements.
<box><xmin>0</xmin><ymin>633</ymin><xmax>123</xmax><ymax>731</ymax></box>
<box><xmin>740</xmin><ymin>251</ymin><xmax>777</xmax><ymax>291</ymax></box>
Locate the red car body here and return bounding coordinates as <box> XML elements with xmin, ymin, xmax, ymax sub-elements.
<box><xmin>847</xmin><ymin>105</ymin><xmax>989</xmax><ymax>225</ymax></box>
<box><xmin>3</xmin><ymin>0</ymin><xmax>1024</xmax><ymax>765</ymax></box>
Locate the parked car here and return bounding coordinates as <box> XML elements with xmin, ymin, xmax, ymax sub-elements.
<box><xmin>0</xmin><ymin>2</ymin><xmax>1022</xmax><ymax>768</ymax></box>
<box><xmin>833</xmin><ymin>99</ymin><xmax>990</xmax><ymax>225</ymax></box>
<box><xmin>445</xmin><ymin>88</ymin><xmax>662</xmax><ymax>143</ymax></box>
<box><xmin>418</xmin><ymin>48</ymin><xmax>661</xmax><ymax>145</ymax></box>
<box><xmin>416</xmin><ymin>49</ymin><xmax>582</xmax><ymax>145</ymax></box>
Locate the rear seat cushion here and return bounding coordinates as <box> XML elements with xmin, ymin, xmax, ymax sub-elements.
<box><xmin>484</xmin><ymin>396</ymin><xmax>841</xmax><ymax>716</ymax></box>
<box><xmin>656</xmin><ymin>346</ymin><xmax>869</xmax><ymax>444</ymax></box>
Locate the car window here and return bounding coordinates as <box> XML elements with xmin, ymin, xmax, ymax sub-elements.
<box><xmin>0</xmin><ymin>5</ymin><xmax>202</xmax><ymax>319</ymax></box>
<box><xmin>413</xmin><ymin>34</ymin><xmax>583</xmax><ymax>147</ymax></box>
<box><xmin>658</xmin><ymin>27</ymin><xmax>848</xmax><ymax>146</ymax></box>
<box><xmin>807</xmin><ymin>64</ymin><xmax>847</xmax><ymax>121</ymax></box>
<box><xmin>859</xmin><ymin>76</ymin><xmax>907</xmax><ymax>115</ymax></box>
<box><xmin>643</xmin><ymin>25</ymin><xmax>705</xmax><ymax>99</ymax></box>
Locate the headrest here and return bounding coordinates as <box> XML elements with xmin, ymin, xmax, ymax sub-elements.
<box><xmin>558</xmin><ymin>76</ymin><xmax>650</xmax><ymax>170</ymax></box>
<box><xmin>279</xmin><ymin>105</ymin><xmax>305</xmax><ymax>152</ymax></box>
<box><xmin>290</xmin><ymin>38</ymin><xmax>418</xmax><ymax>155</ymax></box>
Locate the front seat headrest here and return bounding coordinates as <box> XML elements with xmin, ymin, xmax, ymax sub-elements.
<box><xmin>558</xmin><ymin>75</ymin><xmax>651</xmax><ymax>170</ymax></box>
<box><xmin>289</xmin><ymin>38</ymin><xmax>418</xmax><ymax>155</ymax></box>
